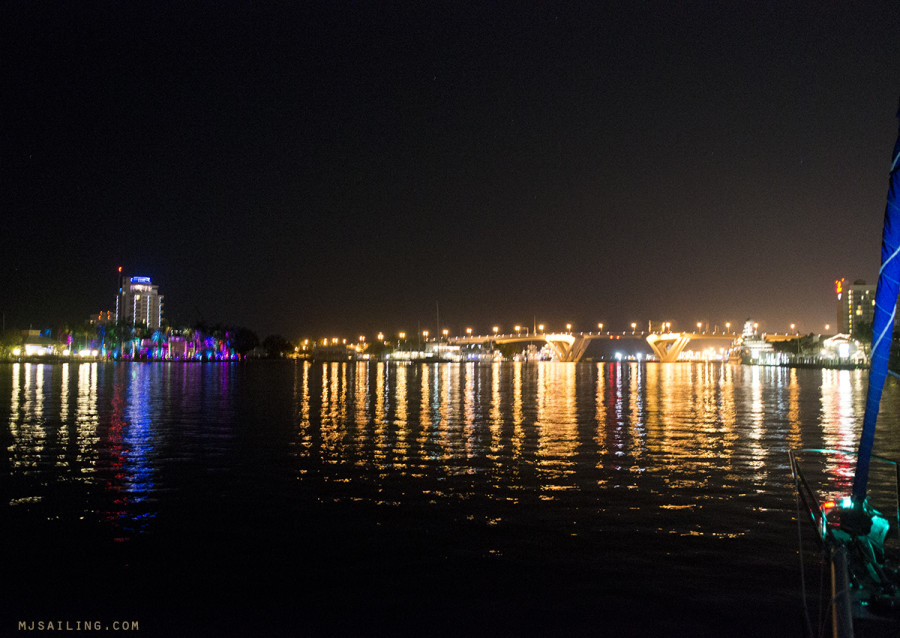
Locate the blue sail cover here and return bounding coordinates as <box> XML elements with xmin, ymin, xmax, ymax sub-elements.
<box><xmin>852</xmin><ymin>103</ymin><xmax>900</xmax><ymax>504</ymax></box>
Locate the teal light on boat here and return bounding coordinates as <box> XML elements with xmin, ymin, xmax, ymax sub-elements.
<box><xmin>841</xmin><ymin>496</ymin><xmax>852</xmax><ymax>508</ymax></box>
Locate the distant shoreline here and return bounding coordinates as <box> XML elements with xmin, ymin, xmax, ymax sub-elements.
<box><xmin>0</xmin><ymin>356</ymin><xmax>246</xmax><ymax>364</ymax></box>
<box><xmin>0</xmin><ymin>356</ymin><xmax>873</xmax><ymax>371</ymax></box>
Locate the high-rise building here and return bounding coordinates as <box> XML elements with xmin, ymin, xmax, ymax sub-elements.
<box><xmin>116</xmin><ymin>274</ymin><xmax>164</xmax><ymax>329</ymax></box>
<box><xmin>835</xmin><ymin>278</ymin><xmax>900</xmax><ymax>335</ymax></box>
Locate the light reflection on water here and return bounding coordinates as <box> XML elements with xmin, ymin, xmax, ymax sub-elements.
<box><xmin>282</xmin><ymin>361</ymin><xmax>899</xmax><ymax>527</ymax></box>
<box><xmin>6</xmin><ymin>361</ymin><xmax>900</xmax><ymax>526</ymax></box>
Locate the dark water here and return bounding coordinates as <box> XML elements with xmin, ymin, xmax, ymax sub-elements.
<box><xmin>3</xmin><ymin>361</ymin><xmax>900</xmax><ymax>637</ymax></box>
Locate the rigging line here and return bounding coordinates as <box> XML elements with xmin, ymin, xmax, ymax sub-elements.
<box><xmin>818</xmin><ymin>559</ymin><xmax>829</xmax><ymax>638</ymax></box>
<box><xmin>795</xmin><ymin>484</ymin><xmax>815</xmax><ymax>638</ymax></box>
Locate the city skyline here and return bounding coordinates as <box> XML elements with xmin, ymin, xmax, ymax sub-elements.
<box><xmin>4</xmin><ymin>3</ymin><xmax>900</xmax><ymax>338</ymax></box>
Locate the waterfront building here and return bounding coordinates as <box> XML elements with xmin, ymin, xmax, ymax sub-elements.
<box><xmin>835</xmin><ymin>279</ymin><xmax>875</xmax><ymax>335</ymax></box>
<box><xmin>15</xmin><ymin>330</ymin><xmax>57</xmax><ymax>357</ymax></box>
<box><xmin>821</xmin><ymin>334</ymin><xmax>867</xmax><ymax>364</ymax></box>
<box><xmin>833</xmin><ymin>278</ymin><xmax>900</xmax><ymax>335</ymax></box>
<box><xmin>88</xmin><ymin>310</ymin><xmax>115</xmax><ymax>326</ymax></box>
<box><xmin>116</xmin><ymin>274</ymin><xmax>164</xmax><ymax>329</ymax></box>
<box><xmin>310</xmin><ymin>342</ymin><xmax>354</xmax><ymax>362</ymax></box>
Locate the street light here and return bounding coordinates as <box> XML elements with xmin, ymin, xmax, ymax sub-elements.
<box><xmin>697</xmin><ymin>322</ymin><xmax>702</xmax><ymax>334</ymax></box>
<box><xmin>566</xmin><ymin>323</ymin><xmax>572</xmax><ymax>332</ymax></box>
<box><xmin>725</xmin><ymin>322</ymin><xmax>731</xmax><ymax>333</ymax></box>
<box><xmin>790</xmin><ymin>323</ymin><xmax>796</xmax><ymax>334</ymax></box>
<box><xmin>598</xmin><ymin>323</ymin><xmax>603</xmax><ymax>332</ymax></box>
<box><xmin>538</xmin><ymin>324</ymin><xmax>545</xmax><ymax>333</ymax></box>
<box><xmin>631</xmin><ymin>322</ymin><xmax>637</xmax><ymax>334</ymax></box>
<box><xmin>399</xmin><ymin>332</ymin><xmax>406</xmax><ymax>340</ymax></box>
<box><xmin>515</xmin><ymin>324</ymin><xmax>521</xmax><ymax>334</ymax></box>
<box><xmin>442</xmin><ymin>328</ymin><xmax>449</xmax><ymax>338</ymax></box>
<box><xmin>466</xmin><ymin>327</ymin><xmax>473</xmax><ymax>335</ymax></box>
<box><xmin>492</xmin><ymin>326</ymin><xmax>499</xmax><ymax>334</ymax></box>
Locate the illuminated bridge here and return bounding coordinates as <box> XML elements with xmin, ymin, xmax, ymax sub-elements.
<box><xmin>447</xmin><ymin>331</ymin><xmax>741</xmax><ymax>363</ymax></box>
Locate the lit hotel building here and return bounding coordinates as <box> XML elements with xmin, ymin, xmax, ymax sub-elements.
<box><xmin>835</xmin><ymin>278</ymin><xmax>900</xmax><ymax>335</ymax></box>
<box><xmin>116</xmin><ymin>275</ymin><xmax>164</xmax><ymax>329</ymax></box>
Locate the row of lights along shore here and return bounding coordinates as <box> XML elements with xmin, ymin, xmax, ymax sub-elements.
<box><xmin>302</xmin><ymin>320</ymin><xmax>830</xmax><ymax>349</ymax></box>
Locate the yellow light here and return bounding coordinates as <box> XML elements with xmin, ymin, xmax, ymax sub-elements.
<box><xmin>377</xmin><ymin>333</ymin><xmax>384</xmax><ymax>341</ymax></box>
<box><xmin>566</xmin><ymin>323</ymin><xmax>572</xmax><ymax>331</ymax></box>
<box><xmin>399</xmin><ymin>332</ymin><xmax>406</xmax><ymax>339</ymax></box>
<box><xmin>359</xmin><ymin>335</ymin><xmax>365</xmax><ymax>342</ymax></box>
<box><xmin>514</xmin><ymin>325</ymin><xmax>521</xmax><ymax>332</ymax></box>
<box><xmin>597</xmin><ymin>323</ymin><xmax>603</xmax><ymax>331</ymax></box>
<box><xmin>422</xmin><ymin>330</ymin><xmax>429</xmax><ymax>338</ymax></box>
<box><xmin>466</xmin><ymin>327</ymin><xmax>472</xmax><ymax>335</ymax></box>
<box><xmin>538</xmin><ymin>324</ymin><xmax>544</xmax><ymax>332</ymax></box>
<box><xmin>442</xmin><ymin>328</ymin><xmax>449</xmax><ymax>336</ymax></box>
<box><xmin>492</xmin><ymin>326</ymin><xmax>499</xmax><ymax>333</ymax></box>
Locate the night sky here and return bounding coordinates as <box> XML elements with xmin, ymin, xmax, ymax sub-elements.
<box><xmin>4</xmin><ymin>2</ymin><xmax>900</xmax><ymax>340</ymax></box>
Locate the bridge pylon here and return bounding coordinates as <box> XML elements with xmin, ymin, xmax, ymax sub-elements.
<box><xmin>545</xmin><ymin>333</ymin><xmax>591</xmax><ymax>362</ymax></box>
<box><xmin>646</xmin><ymin>333</ymin><xmax>693</xmax><ymax>363</ymax></box>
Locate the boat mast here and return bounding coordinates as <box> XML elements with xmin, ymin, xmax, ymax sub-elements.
<box><xmin>852</xmin><ymin>99</ymin><xmax>900</xmax><ymax>506</ymax></box>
